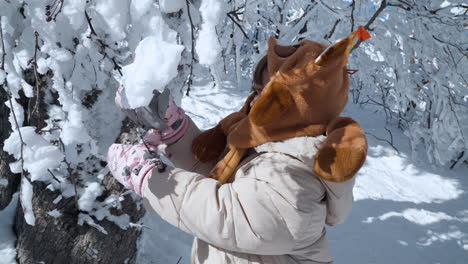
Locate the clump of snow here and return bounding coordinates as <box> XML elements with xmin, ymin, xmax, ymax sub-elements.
<box><xmin>52</xmin><ymin>195</ymin><xmax>63</xmax><ymax>204</ymax></box>
<box><xmin>121</xmin><ymin>36</ymin><xmax>184</xmax><ymax>108</ymax></box>
<box><xmin>78</xmin><ymin>182</ymin><xmax>103</xmax><ymax>212</ymax></box>
<box><xmin>130</xmin><ymin>0</ymin><xmax>153</xmax><ymax>18</ymax></box>
<box><xmin>195</xmin><ymin>0</ymin><xmax>224</xmax><ymax>65</ymax></box>
<box><xmin>95</xmin><ymin>0</ymin><xmax>130</xmax><ymax>41</ymax></box>
<box><xmin>60</xmin><ymin>103</ymin><xmax>92</xmax><ymax>145</ymax></box>
<box><xmin>5</xmin><ymin>95</ymin><xmax>25</xmax><ymax>128</ymax></box>
<box><xmin>159</xmin><ymin>0</ymin><xmax>184</xmax><ymax>13</ymax></box>
<box><xmin>21</xmin><ymin>178</ymin><xmax>35</xmax><ymax>226</ymax></box>
<box><xmin>78</xmin><ymin>213</ymin><xmax>108</xmax><ymax>234</ymax></box>
<box><xmin>4</xmin><ymin>127</ymin><xmax>64</xmax><ymax>182</ymax></box>
<box><xmin>47</xmin><ymin>209</ymin><xmax>62</xmax><ymax>218</ymax></box>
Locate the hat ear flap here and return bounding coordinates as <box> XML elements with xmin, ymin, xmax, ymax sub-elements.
<box><xmin>249</xmin><ymin>81</ymin><xmax>294</xmax><ymax>127</ymax></box>
<box><xmin>313</xmin><ymin>117</ymin><xmax>368</xmax><ymax>182</ymax></box>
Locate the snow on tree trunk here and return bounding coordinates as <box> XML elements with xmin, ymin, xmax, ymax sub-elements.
<box><xmin>14</xmin><ymin>177</ymin><xmax>144</xmax><ymax>264</ymax></box>
<box><xmin>0</xmin><ymin>86</ymin><xmax>20</xmax><ymax>210</ymax></box>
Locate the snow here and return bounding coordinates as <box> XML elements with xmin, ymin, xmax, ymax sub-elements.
<box><xmin>62</xmin><ymin>0</ymin><xmax>87</xmax><ymax>30</ymax></box>
<box><xmin>94</xmin><ymin>0</ymin><xmax>130</xmax><ymax>41</ymax></box>
<box><xmin>159</xmin><ymin>0</ymin><xmax>184</xmax><ymax>13</ymax></box>
<box><xmin>130</xmin><ymin>0</ymin><xmax>153</xmax><ymax>18</ymax></box>
<box><xmin>78</xmin><ymin>213</ymin><xmax>108</xmax><ymax>235</ymax></box>
<box><xmin>20</xmin><ymin>177</ymin><xmax>35</xmax><ymax>226</ymax></box>
<box><xmin>47</xmin><ymin>209</ymin><xmax>62</xmax><ymax>218</ymax></box>
<box><xmin>3</xmin><ymin>127</ymin><xmax>64</xmax><ymax>182</ymax></box>
<box><xmin>78</xmin><ymin>182</ymin><xmax>103</xmax><ymax>212</ymax></box>
<box><xmin>195</xmin><ymin>0</ymin><xmax>224</xmax><ymax>65</ymax></box>
<box><xmin>0</xmin><ymin>193</ymin><xmax>18</xmax><ymax>264</ymax></box>
<box><xmin>121</xmin><ymin>36</ymin><xmax>184</xmax><ymax>108</ymax></box>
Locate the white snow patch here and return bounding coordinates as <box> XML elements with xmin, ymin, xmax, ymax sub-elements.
<box><xmin>4</xmin><ymin>126</ymin><xmax>64</xmax><ymax>182</ymax></box>
<box><xmin>417</xmin><ymin>229</ymin><xmax>468</xmax><ymax>250</ymax></box>
<box><xmin>62</xmin><ymin>0</ymin><xmax>87</xmax><ymax>30</ymax></box>
<box><xmin>78</xmin><ymin>182</ymin><xmax>103</xmax><ymax>212</ymax></box>
<box><xmin>20</xmin><ymin>177</ymin><xmax>35</xmax><ymax>226</ymax></box>
<box><xmin>95</xmin><ymin>0</ymin><xmax>130</xmax><ymax>41</ymax></box>
<box><xmin>159</xmin><ymin>0</ymin><xmax>184</xmax><ymax>13</ymax></box>
<box><xmin>47</xmin><ymin>209</ymin><xmax>62</xmax><ymax>218</ymax></box>
<box><xmin>121</xmin><ymin>36</ymin><xmax>184</xmax><ymax>108</ymax></box>
<box><xmin>364</xmin><ymin>208</ymin><xmax>456</xmax><ymax>225</ymax></box>
<box><xmin>195</xmin><ymin>0</ymin><xmax>224</xmax><ymax>65</ymax></box>
<box><xmin>52</xmin><ymin>195</ymin><xmax>63</xmax><ymax>204</ymax></box>
<box><xmin>78</xmin><ymin>213</ymin><xmax>108</xmax><ymax>234</ymax></box>
<box><xmin>354</xmin><ymin>148</ymin><xmax>463</xmax><ymax>204</ymax></box>
<box><xmin>441</xmin><ymin>0</ymin><xmax>451</xmax><ymax>8</ymax></box>
<box><xmin>130</xmin><ymin>0</ymin><xmax>153</xmax><ymax>18</ymax></box>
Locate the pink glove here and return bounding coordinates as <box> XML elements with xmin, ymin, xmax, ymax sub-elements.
<box><xmin>116</xmin><ymin>86</ymin><xmax>189</xmax><ymax>145</ymax></box>
<box><xmin>107</xmin><ymin>143</ymin><xmax>166</xmax><ymax>195</ymax></box>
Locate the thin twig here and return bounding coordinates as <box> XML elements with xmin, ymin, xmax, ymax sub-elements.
<box><xmin>0</xmin><ymin>18</ymin><xmax>5</xmax><ymax>71</ymax></box>
<box><xmin>227</xmin><ymin>12</ymin><xmax>259</xmax><ymax>53</ymax></box>
<box><xmin>185</xmin><ymin>0</ymin><xmax>195</xmax><ymax>96</ymax></box>
<box><xmin>367</xmin><ymin>130</ymin><xmax>399</xmax><ymax>154</ymax></box>
<box><xmin>350</xmin><ymin>0</ymin><xmax>356</xmax><ymax>32</ymax></box>
<box><xmin>352</xmin><ymin>0</ymin><xmax>388</xmax><ymax>52</ymax></box>
<box><xmin>59</xmin><ymin>138</ymin><xmax>79</xmax><ymax>209</ymax></box>
<box><xmin>27</xmin><ymin>31</ymin><xmax>41</xmax><ymax>125</ymax></box>
<box><xmin>47</xmin><ymin>168</ymin><xmax>61</xmax><ymax>183</ymax></box>
<box><xmin>6</xmin><ymin>93</ymin><xmax>30</xmax><ymax>183</ymax></box>
<box><xmin>85</xmin><ymin>10</ymin><xmax>97</xmax><ymax>37</ymax></box>
<box><xmin>324</xmin><ymin>19</ymin><xmax>341</xmax><ymax>41</ymax></box>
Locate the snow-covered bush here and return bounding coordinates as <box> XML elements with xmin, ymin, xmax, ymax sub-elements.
<box><xmin>1</xmin><ymin>0</ymin><xmax>466</xmax><ymax>229</ymax></box>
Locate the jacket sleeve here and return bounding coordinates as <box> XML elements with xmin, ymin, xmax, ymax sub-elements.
<box><xmin>319</xmin><ymin>177</ymin><xmax>356</xmax><ymax>226</ymax></box>
<box><xmin>163</xmin><ymin>117</ymin><xmax>215</xmax><ymax>176</ymax></box>
<box><xmin>141</xmin><ymin>165</ymin><xmax>297</xmax><ymax>255</ymax></box>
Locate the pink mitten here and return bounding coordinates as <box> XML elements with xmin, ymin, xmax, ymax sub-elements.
<box><xmin>107</xmin><ymin>143</ymin><xmax>166</xmax><ymax>195</ymax></box>
<box><xmin>115</xmin><ymin>86</ymin><xmax>189</xmax><ymax>145</ymax></box>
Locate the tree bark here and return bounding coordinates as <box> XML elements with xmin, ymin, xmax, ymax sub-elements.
<box><xmin>14</xmin><ymin>177</ymin><xmax>145</xmax><ymax>264</ymax></box>
<box><xmin>0</xmin><ymin>85</ymin><xmax>20</xmax><ymax>210</ymax></box>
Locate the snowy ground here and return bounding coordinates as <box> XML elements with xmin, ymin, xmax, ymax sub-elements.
<box><xmin>2</xmin><ymin>80</ymin><xmax>467</xmax><ymax>263</ymax></box>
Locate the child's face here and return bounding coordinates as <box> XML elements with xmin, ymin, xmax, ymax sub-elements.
<box><xmin>250</xmin><ymin>67</ymin><xmax>270</xmax><ymax>107</ymax></box>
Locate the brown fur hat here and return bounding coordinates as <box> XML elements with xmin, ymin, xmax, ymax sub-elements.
<box><xmin>192</xmin><ymin>29</ymin><xmax>370</xmax><ymax>183</ymax></box>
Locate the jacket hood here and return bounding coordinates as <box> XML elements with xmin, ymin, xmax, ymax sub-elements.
<box><xmin>254</xmin><ymin>135</ymin><xmax>356</xmax><ymax>226</ymax></box>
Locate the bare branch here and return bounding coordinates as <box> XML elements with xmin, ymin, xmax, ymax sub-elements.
<box><xmin>227</xmin><ymin>11</ymin><xmax>259</xmax><ymax>53</ymax></box>
<box><xmin>185</xmin><ymin>0</ymin><xmax>195</xmax><ymax>96</ymax></box>
<box><xmin>0</xmin><ymin>18</ymin><xmax>5</xmax><ymax>71</ymax></box>
<box><xmin>85</xmin><ymin>10</ymin><xmax>97</xmax><ymax>37</ymax></box>
<box><xmin>27</xmin><ymin>31</ymin><xmax>42</xmax><ymax>126</ymax></box>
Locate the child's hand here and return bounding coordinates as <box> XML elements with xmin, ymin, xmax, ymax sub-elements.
<box><xmin>107</xmin><ymin>143</ymin><xmax>166</xmax><ymax>195</ymax></box>
<box><xmin>115</xmin><ymin>86</ymin><xmax>189</xmax><ymax>145</ymax></box>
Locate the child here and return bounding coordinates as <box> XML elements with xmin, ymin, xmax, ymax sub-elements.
<box><xmin>108</xmin><ymin>32</ymin><xmax>369</xmax><ymax>263</ymax></box>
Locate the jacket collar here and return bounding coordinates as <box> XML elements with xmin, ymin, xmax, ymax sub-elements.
<box><xmin>253</xmin><ymin>135</ymin><xmax>326</xmax><ymax>166</ymax></box>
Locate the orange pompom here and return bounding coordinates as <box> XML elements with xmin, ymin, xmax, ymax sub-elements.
<box><xmin>357</xmin><ymin>26</ymin><xmax>371</xmax><ymax>41</ymax></box>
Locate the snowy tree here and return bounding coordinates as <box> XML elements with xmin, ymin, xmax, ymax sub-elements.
<box><xmin>0</xmin><ymin>0</ymin><xmax>466</xmax><ymax>262</ymax></box>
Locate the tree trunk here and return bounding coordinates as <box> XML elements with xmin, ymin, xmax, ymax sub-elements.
<box><xmin>14</xmin><ymin>177</ymin><xmax>145</xmax><ymax>264</ymax></box>
<box><xmin>0</xmin><ymin>85</ymin><xmax>20</xmax><ymax>210</ymax></box>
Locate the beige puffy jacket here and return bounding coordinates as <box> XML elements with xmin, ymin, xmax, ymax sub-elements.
<box><xmin>142</xmin><ymin>118</ymin><xmax>356</xmax><ymax>264</ymax></box>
